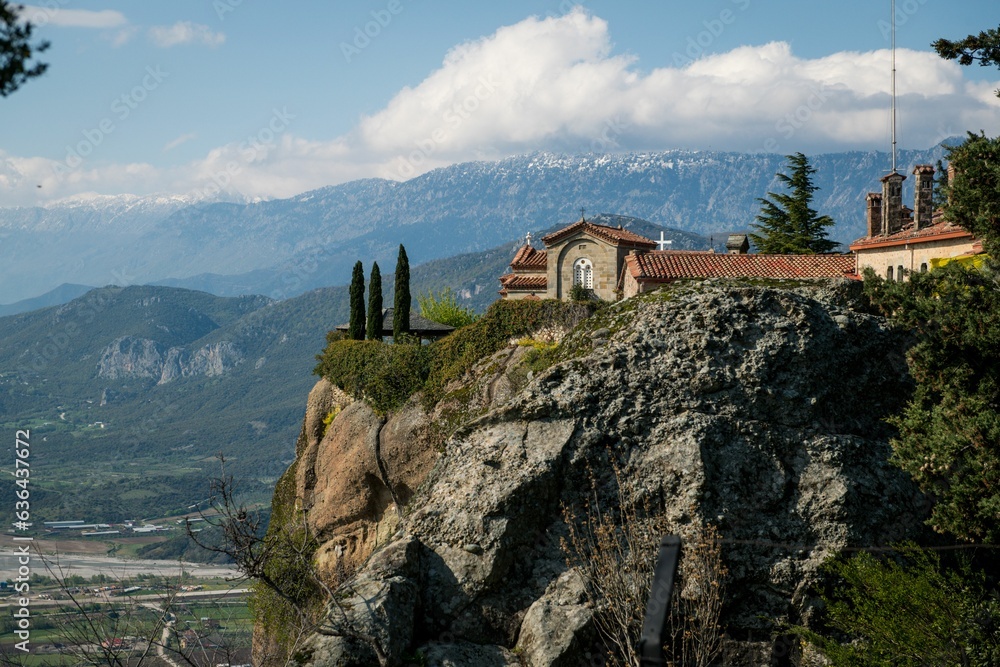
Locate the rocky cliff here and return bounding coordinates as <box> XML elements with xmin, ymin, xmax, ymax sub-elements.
<box><xmin>269</xmin><ymin>280</ymin><xmax>927</xmax><ymax>666</ymax></box>
<box><xmin>96</xmin><ymin>335</ymin><xmax>244</xmax><ymax>383</ymax></box>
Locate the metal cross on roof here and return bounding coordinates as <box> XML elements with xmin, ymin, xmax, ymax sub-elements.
<box><xmin>657</xmin><ymin>231</ymin><xmax>673</xmax><ymax>251</ymax></box>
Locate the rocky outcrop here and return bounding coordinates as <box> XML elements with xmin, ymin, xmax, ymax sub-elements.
<box><xmin>159</xmin><ymin>341</ymin><xmax>243</xmax><ymax>381</ymax></box>
<box><xmin>279</xmin><ymin>281</ymin><xmax>927</xmax><ymax>666</ymax></box>
<box><xmin>96</xmin><ymin>336</ymin><xmax>167</xmax><ymax>379</ymax></box>
<box><xmin>96</xmin><ymin>336</ymin><xmax>243</xmax><ymax>383</ymax></box>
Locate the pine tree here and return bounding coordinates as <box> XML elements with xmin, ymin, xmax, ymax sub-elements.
<box><xmin>933</xmin><ymin>25</ymin><xmax>1000</xmax><ymax>98</ymax></box>
<box><xmin>393</xmin><ymin>245</ymin><xmax>411</xmax><ymax>343</ymax></box>
<box><xmin>348</xmin><ymin>260</ymin><xmax>365</xmax><ymax>340</ymax></box>
<box><xmin>366</xmin><ymin>262</ymin><xmax>383</xmax><ymax>340</ymax></box>
<box><xmin>0</xmin><ymin>2</ymin><xmax>50</xmax><ymax>97</ymax></box>
<box><xmin>749</xmin><ymin>153</ymin><xmax>837</xmax><ymax>254</ymax></box>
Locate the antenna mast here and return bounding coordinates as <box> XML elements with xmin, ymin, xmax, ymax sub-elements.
<box><xmin>890</xmin><ymin>0</ymin><xmax>897</xmax><ymax>172</ymax></box>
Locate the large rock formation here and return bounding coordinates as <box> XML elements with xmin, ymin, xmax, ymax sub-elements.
<box><xmin>271</xmin><ymin>281</ymin><xmax>927</xmax><ymax>666</ymax></box>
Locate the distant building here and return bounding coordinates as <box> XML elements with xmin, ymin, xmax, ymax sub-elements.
<box><xmin>131</xmin><ymin>524</ymin><xmax>168</xmax><ymax>533</ymax></box>
<box><xmin>500</xmin><ymin>217</ymin><xmax>856</xmax><ymax>301</ymax></box>
<box><xmin>850</xmin><ymin>164</ymin><xmax>982</xmax><ymax>280</ymax></box>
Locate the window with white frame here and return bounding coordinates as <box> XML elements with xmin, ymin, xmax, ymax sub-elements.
<box><xmin>573</xmin><ymin>258</ymin><xmax>593</xmax><ymax>289</ymax></box>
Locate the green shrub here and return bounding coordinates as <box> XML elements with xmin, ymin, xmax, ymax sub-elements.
<box><xmin>315</xmin><ymin>299</ymin><xmax>596</xmax><ymax>415</ymax></box>
<box><xmin>422</xmin><ymin>299</ymin><xmax>596</xmax><ymax>405</ymax></box>
<box><xmin>315</xmin><ymin>339</ymin><xmax>431</xmax><ymax>415</ymax></box>
<box><xmin>569</xmin><ymin>283</ymin><xmax>595</xmax><ymax>302</ymax></box>
<box><xmin>801</xmin><ymin>545</ymin><xmax>1000</xmax><ymax>667</ymax></box>
<box><xmin>418</xmin><ymin>288</ymin><xmax>478</xmax><ymax>328</ymax></box>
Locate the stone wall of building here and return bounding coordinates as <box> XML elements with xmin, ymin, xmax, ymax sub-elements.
<box><xmin>856</xmin><ymin>237</ymin><xmax>978</xmax><ymax>280</ymax></box>
<box><xmin>621</xmin><ymin>268</ymin><xmax>656</xmax><ymax>299</ymax></box>
<box><xmin>547</xmin><ymin>234</ymin><xmax>620</xmax><ymax>300</ymax></box>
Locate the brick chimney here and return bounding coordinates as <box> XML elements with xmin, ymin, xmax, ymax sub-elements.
<box><xmin>866</xmin><ymin>192</ymin><xmax>883</xmax><ymax>237</ymax></box>
<box><xmin>881</xmin><ymin>171</ymin><xmax>906</xmax><ymax>235</ymax></box>
<box><xmin>912</xmin><ymin>164</ymin><xmax>935</xmax><ymax>229</ymax></box>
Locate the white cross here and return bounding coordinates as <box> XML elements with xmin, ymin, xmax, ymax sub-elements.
<box><xmin>657</xmin><ymin>231</ymin><xmax>673</xmax><ymax>251</ymax></box>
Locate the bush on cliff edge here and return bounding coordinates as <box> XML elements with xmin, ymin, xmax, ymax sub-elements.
<box><xmin>314</xmin><ymin>299</ymin><xmax>597</xmax><ymax>414</ymax></box>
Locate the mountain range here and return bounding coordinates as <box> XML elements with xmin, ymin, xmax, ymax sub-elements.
<box><xmin>0</xmin><ymin>145</ymin><xmax>953</xmax><ymax>305</ymax></box>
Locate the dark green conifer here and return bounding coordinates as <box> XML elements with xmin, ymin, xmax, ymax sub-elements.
<box><xmin>348</xmin><ymin>260</ymin><xmax>365</xmax><ymax>340</ymax></box>
<box><xmin>749</xmin><ymin>152</ymin><xmax>837</xmax><ymax>254</ymax></box>
<box><xmin>366</xmin><ymin>262</ymin><xmax>383</xmax><ymax>340</ymax></box>
<box><xmin>393</xmin><ymin>245</ymin><xmax>410</xmax><ymax>342</ymax></box>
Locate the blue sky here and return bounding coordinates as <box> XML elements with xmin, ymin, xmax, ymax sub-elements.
<box><xmin>1</xmin><ymin>0</ymin><xmax>998</xmax><ymax>207</ymax></box>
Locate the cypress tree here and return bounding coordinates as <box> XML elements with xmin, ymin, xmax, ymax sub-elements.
<box><xmin>366</xmin><ymin>262</ymin><xmax>383</xmax><ymax>340</ymax></box>
<box><xmin>393</xmin><ymin>244</ymin><xmax>410</xmax><ymax>342</ymax></box>
<box><xmin>348</xmin><ymin>260</ymin><xmax>365</xmax><ymax>340</ymax></box>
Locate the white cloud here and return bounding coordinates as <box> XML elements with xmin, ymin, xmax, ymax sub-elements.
<box><xmin>355</xmin><ymin>9</ymin><xmax>1000</xmax><ymax>169</ymax></box>
<box><xmin>19</xmin><ymin>5</ymin><xmax>127</xmax><ymax>29</ymax></box>
<box><xmin>163</xmin><ymin>133</ymin><xmax>197</xmax><ymax>152</ymax></box>
<box><xmin>148</xmin><ymin>21</ymin><xmax>225</xmax><ymax>48</ymax></box>
<box><xmin>3</xmin><ymin>9</ymin><xmax>999</xmax><ymax>207</ymax></box>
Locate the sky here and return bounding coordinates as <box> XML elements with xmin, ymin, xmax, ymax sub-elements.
<box><xmin>1</xmin><ymin>0</ymin><xmax>998</xmax><ymax>208</ymax></box>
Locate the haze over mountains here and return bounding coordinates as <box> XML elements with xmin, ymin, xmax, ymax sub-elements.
<box><xmin>1</xmin><ymin>145</ymin><xmax>951</xmax><ymax>305</ymax></box>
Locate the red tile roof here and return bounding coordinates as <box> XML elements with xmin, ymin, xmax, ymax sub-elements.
<box><xmin>541</xmin><ymin>219</ymin><xmax>657</xmax><ymax>248</ymax></box>
<box><xmin>499</xmin><ymin>273</ymin><xmax>547</xmax><ymax>290</ymax></box>
<box><xmin>625</xmin><ymin>252</ymin><xmax>856</xmax><ymax>281</ymax></box>
<box><xmin>510</xmin><ymin>244</ymin><xmax>547</xmax><ymax>271</ymax></box>
<box><xmin>850</xmin><ymin>219</ymin><xmax>975</xmax><ymax>250</ymax></box>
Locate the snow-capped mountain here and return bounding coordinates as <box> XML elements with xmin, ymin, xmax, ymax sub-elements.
<box><xmin>0</xmin><ymin>145</ymin><xmax>952</xmax><ymax>304</ymax></box>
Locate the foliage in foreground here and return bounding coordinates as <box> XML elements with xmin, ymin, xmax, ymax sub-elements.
<box><xmin>864</xmin><ymin>261</ymin><xmax>1000</xmax><ymax>542</ymax></box>
<box><xmin>942</xmin><ymin>132</ymin><xmax>1000</xmax><ymax>257</ymax></box>
<box><xmin>933</xmin><ymin>24</ymin><xmax>1000</xmax><ymax>98</ymax></box>
<box><xmin>0</xmin><ymin>1</ymin><xmax>50</xmax><ymax>97</ymax></box>
<box><xmin>802</xmin><ymin>546</ymin><xmax>1000</xmax><ymax>667</ymax></box>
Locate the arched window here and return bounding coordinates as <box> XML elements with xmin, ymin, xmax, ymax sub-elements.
<box><xmin>573</xmin><ymin>258</ymin><xmax>593</xmax><ymax>289</ymax></box>
<box><xmin>887</xmin><ymin>266</ymin><xmax>894</xmax><ymax>281</ymax></box>
<box><xmin>920</xmin><ymin>262</ymin><xmax>928</xmax><ymax>273</ymax></box>
<box><xmin>897</xmin><ymin>265</ymin><xmax>904</xmax><ymax>282</ymax></box>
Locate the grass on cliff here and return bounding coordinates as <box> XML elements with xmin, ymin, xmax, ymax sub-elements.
<box><xmin>314</xmin><ymin>299</ymin><xmax>597</xmax><ymax>414</ymax></box>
